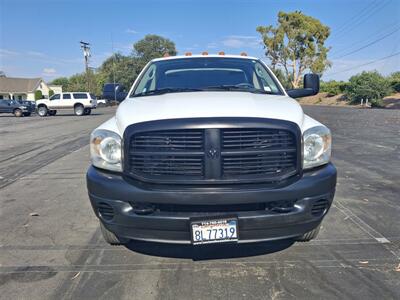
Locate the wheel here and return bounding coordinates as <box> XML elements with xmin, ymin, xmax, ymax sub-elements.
<box><xmin>13</xmin><ymin>108</ymin><xmax>23</xmax><ymax>117</ymax></box>
<box><xmin>49</xmin><ymin>110</ymin><xmax>57</xmax><ymax>116</ymax></box>
<box><xmin>100</xmin><ymin>222</ymin><xmax>129</xmax><ymax>245</ymax></box>
<box><xmin>296</xmin><ymin>224</ymin><xmax>321</xmax><ymax>242</ymax></box>
<box><xmin>23</xmin><ymin>112</ymin><xmax>31</xmax><ymax>117</ymax></box>
<box><xmin>83</xmin><ymin>108</ymin><xmax>91</xmax><ymax>115</ymax></box>
<box><xmin>74</xmin><ymin>104</ymin><xmax>84</xmax><ymax>116</ymax></box>
<box><xmin>37</xmin><ymin>106</ymin><xmax>48</xmax><ymax>117</ymax></box>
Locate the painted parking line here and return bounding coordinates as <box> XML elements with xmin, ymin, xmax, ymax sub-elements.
<box><xmin>333</xmin><ymin>201</ymin><xmax>391</xmax><ymax>244</ymax></box>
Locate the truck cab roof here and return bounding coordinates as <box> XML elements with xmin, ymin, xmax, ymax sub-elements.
<box><xmin>151</xmin><ymin>54</ymin><xmax>259</xmax><ymax>63</ymax></box>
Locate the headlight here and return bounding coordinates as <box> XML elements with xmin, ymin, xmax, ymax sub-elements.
<box><xmin>90</xmin><ymin>129</ymin><xmax>122</xmax><ymax>172</ymax></box>
<box><xmin>303</xmin><ymin>126</ymin><xmax>331</xmax><ymax>169</ymax></box>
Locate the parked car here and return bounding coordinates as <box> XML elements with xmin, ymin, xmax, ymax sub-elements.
<box><xmin>36</xmin><ymin>92</ymin><xmax>97</xmax><ymax>116</ymax></box>
<box><xmin>96</xmin><ymin>99</ymin><xmax>108</xmax><ymax>107</ymax></box>
<box><xmin>0</xmin><ymin>99</ymin><xmax>34</xmax><ymax>117</ymax></box>
<box><xmin>87</xmin><ymin>54</ymin><xmax>336</xmax><ymax>246</ymax></box>
<box><xmin>102</xmin><ymin>83</ymin><xmax>127</xmax><ymax>102</ymax></box>
<box><xmin>17</xmin><ymin>100</ymin><xmax>36</xmax><ymax>112</ymax></box>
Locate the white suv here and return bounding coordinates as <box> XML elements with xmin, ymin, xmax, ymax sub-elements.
<box><xmin>36</xmin><ymin>92</ymin><xmax>97</xmax><ymax>116</ymax></box>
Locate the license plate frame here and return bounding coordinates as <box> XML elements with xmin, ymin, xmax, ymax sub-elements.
<box><xmin>190</xmin><ymin>217</ymin><xmax>239</xmax><ymax>245</ymax></box>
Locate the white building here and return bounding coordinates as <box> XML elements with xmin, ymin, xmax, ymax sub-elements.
<box><xmin>0</xmin><ymin>77</ymin><xmax>62</xmax><ymax>100</ymax></box>
<box><xmin>48</xmin><ymin>84</ymin><xmax>63</xmax><ymax>94</ymax></box>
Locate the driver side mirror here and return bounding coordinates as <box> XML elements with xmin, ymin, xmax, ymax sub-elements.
<box><xmin>287</xmin><ymin>74</ymin><xmax>320</xmax><ymax>98</ymax></box>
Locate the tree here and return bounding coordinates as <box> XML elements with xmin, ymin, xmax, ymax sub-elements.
<box><xmin>273</xmin><ymin>68</ymin><xmax>292</xmax><ymax>90</ymax></box>
<box><xmin>49</xmin><ymin>89</ymin><xmax>54</xmax><ymax>97</ymax></box>
<box><xmin>133</xmin><ymin>34</ymin><xmax>177</xmax><ymax>67</ymax></box>
<box><xmin>345</xmin><ymin>71</ymin><xmax>391</xmax><ymax>107</ymax></box>
<box><xmin>34</xmin><ymin>90</ymin><xmax>43</xmax><ymax>100</ymax></box>
<box><xmin>96</xmin><ymin>35</ymin><xmax>177</xmax><ymax>92</ymax></box>
<box><xmin>67</xmin><ymin>73</ymin><xmax>89</xmax><ymax>92</ymax></box>
<box><xmin>50</xmin><ymin>34</ymin><xmax>177</xmax><ymax>96</ymax></box>
<box><xmin>97</xmin><ymin>53</ymin><xmax>139</xmax><ymax>91</ymax></box>
<box><xmin>51</xmin><ymin>77</ymin><xmax>70</xmax><ymax>91</ymax></box>
<box><xmin>257</xmin><ymin>11</ymin><xmax>331</xmax><ymax>88</ymax></box>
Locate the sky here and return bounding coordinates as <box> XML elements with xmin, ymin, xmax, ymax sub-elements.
<box><xmin>0</xmin><ymin>0</ymin><xmax>399</xmax><ymax>82</ymax></box>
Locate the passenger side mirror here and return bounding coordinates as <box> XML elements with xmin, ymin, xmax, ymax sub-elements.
<box><xmin>287</xmin><ymin>74</ymin><xmax>320</xmax><ymax>98</ymax></box>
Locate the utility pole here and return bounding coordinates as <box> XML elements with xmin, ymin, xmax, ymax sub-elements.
<box><xmin>80</xmin><ymin>41</ymin><xmax>91</xmax><ymax>92</ymax></box>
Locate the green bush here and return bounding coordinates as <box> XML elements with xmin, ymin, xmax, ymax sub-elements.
<box><xmin>320</xmin><ymin>80</ymin><xmax>347</xmax><ymax>97</ymax></box>
<box><xmin>388</xmin><ymin>72</ymin><xmax>400</xmax><ymax>93</ymax></box>
<box><xmin>345</xmin><ymin>71</ymin><xmax>391</xmax><ymax>107</ymax></box>
<box><xmin>34</xmin><ymin>90</ymin><xmax>43</xmax><ymax>100</ymax></box>
<box><xmin>49</xmin><ymin>89</ymin><xmax>54</xmax><ymax>97</ymax></box>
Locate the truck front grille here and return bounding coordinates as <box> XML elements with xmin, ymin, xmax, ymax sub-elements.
<box><xmin>221</xmin><ymin>128</ymin><xmax>297</xmax><ymax>179</ymax></box>
<box><xmin>131</xmin><ymin>129</ymin><xmax>204</xmax><ymax>152</ymax></box>
<box><xmin>124</xmin><ymin>118</ymin><xmax>301</xmax><ymax>185</ymax></box>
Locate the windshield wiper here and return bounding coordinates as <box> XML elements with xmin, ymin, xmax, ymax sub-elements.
<box><xmin>133</xmin><ymin>87</ymin><xmax>203</xmax><ymax>97</ymax></box>
<box><xmin>204</xmin><ymin>84</ymin><xmax>274</xmax><ymax>94</ymax></box>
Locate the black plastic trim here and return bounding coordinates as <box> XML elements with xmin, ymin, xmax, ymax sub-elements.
<box><xmin>123</xmin><ymin>117</ymin><xmax>302</xmax><ymax>185</ymax></box>
<box><xmin>87</xmin><ymin>163</ymin><xmax>336</xmax><ymax>205</ymax></box>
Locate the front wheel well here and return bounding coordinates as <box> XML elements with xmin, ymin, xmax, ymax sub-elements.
<box><xmin>37</xmin><ymin>104</ymin><xmax>47</xmax><ymax>109</ymax></box>
<box><xmin>74</xmin><ymin>103</ymin><xmax>84</xmax><ymax>108</ymax></box>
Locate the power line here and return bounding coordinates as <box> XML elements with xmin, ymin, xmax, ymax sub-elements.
<box><xmin>327</xmin><ymin>51</ymin><xmax>400</xmax><ymax>76</ymax></box>
<box><xmin>331</xmin><ymin>0</ymin><xmax>379</xmax><ymax>36</ymax></box>
<box><xmin>331</xmin><ymin>0</ymin><xmax>383</xmax><ymax>38</ymax></box>
<box><xmin>332</xmin><ymin>27</ymin><xmax>400</xmax><ymax>59</ymax></box>
<box><xmin>330</xmin><ymin>21</ymin><xmax>399</xmax><ymax>56</ymax></box>
<box><xmin>331</xmin><ymin>0</ymin><xmax>391</xmax><ymax>41</ymax></box>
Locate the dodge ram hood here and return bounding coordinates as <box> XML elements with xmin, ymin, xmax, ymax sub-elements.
<box><xmin>115</xmin><ymin>92</ymin><xmax>304</xmax><ymax>134</ymax></box>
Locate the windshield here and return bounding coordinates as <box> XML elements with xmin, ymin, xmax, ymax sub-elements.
<box><xmin>131</xmin><ymin>57</ymin><xmax>283</xmax><ymax>97</ymax></box>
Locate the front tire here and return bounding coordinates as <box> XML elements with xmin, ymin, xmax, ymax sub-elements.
<box><xmin>296</xmin><ymin>224</ymin><xmax>321</xmax><ymax>242</ymax></box>
<box><xmin>74</xmin><ymin>104</ymin><xmax>84</xmax><ymax>116</ymax></box>
<box><xmin>83</xmin><ymin>108</ymin><xmax>91</xmax><ymax>115</ymax></box>
<box><xmin>14</xmin><ymin>108</ymin><xmax>23</xmax><ymax>117</ymax></box>
<box><xmin>100</xmin><ymin>222</ymin><xmax>129</xmax><ymax>245</ymax></box>
<box><xmin>37</xmin><ymin>106</ymin><xmax>48</xmax><ymax>117</ymax></box>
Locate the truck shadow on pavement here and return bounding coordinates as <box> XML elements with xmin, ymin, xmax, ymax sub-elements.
<box><xmin>124</xmin><ymin>239</ymin><xmax>295</xmax><ymax>261</ymax></box>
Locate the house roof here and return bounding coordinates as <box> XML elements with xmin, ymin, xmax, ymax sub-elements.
<box><xmin>0</xmin><ymin>77</ymin><xmax>42</xmax><ymax>93</ymax></box>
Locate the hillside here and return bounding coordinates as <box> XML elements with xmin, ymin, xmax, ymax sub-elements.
<box><xmin>298</xmin><ymin>92</ymin><xmax>400</xmax><ymax>109</ymax></box>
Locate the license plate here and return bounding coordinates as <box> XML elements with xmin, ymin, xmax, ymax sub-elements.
<box><xmin>191</xmin><ymin>218</ymin><xmax>238</xmax><ymax>245</ymax></box>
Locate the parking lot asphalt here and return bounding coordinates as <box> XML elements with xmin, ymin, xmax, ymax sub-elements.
<box><xmin>0</xmin><ymin>106</ymin><xmax>399</xmax><ymax>299</ymax></box>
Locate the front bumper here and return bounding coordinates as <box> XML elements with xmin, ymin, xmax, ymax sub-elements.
<box><xmin>87</xmin><ymin>163</ymin><xmax>336</xmax><ymax>244</ymax></box>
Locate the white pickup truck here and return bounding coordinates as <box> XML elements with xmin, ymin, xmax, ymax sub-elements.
<box><xmin>86</xmin><ymin>54</ymin><xmax>336</xmax><ymax>245</ymax></box>
<box><xmin>36</xmin><ymin>92</ymin><xmax>97</xmax><ymax>116</ymax></box>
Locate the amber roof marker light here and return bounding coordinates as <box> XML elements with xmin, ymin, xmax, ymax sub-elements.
<box><xmin>202</xmin><ymin>51</ymin><xmax>209</xmax><ymax>55</ymax></box>
<box><xmin>218</xmin><ymin>51</ymin><xmax>225</xmax><ymax>55</ymax></box>
<box><xmin>240</xmin><ymin>52</ymin><xmax>247</xmax><ymax>56</ymax></box>
<box><xmin>185</xmin><ymin>52</ymin><xmax>192</xmax><ymax>56</ymax></box>
<box><xmin>163</xmin><ymin>53</ymin><xmax>170</xmax><ymax>57</ymax></box>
